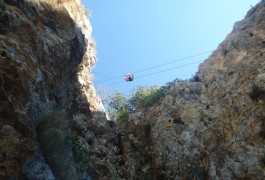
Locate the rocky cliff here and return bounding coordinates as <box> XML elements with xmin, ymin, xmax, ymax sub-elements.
<box><xmin>121</xmin><ymin>1</ymin><xmax>265</xmax><ymax>179</ymax></box>
<box><xmin>1</xmin><ymin>0</ymin><xmax>265</xmax><ymax>179</ymax></box>
<box><xmin>0</xmin><ymin>0</ymin><xmax>106</xmax><ymax>179</ymax></box>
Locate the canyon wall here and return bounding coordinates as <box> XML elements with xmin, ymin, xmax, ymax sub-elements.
<box><xmin>1</xmin><ymin>0</ymin><xmax>265</xmax><ymax>179</ymax></box>
<box><xmin>122</xmin><ymin>1</ymin><xmax>265</xmax><ymax>179</ymax></box>
<box><xmin>0</xmin><ymin>0</ymin><xmax>106</xmax><ymax>179</ymax></box>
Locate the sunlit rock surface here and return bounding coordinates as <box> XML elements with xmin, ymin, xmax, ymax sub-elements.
<box><xmin>122</xmin><ymin>1</ymin><xmax>265</xmax><ymax>179</ymax></box>
<box><xmin>1</xmin><ymin>0</ymin><xmax>265</xmax><ymax>179</ymax></box>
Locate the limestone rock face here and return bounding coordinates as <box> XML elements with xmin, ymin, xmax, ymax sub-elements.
<box><xmin>120</xmin><ymin>1</ymin><xmax>265</xmax><ymax>179</ymax></box>
<box><xmin>0</xmin><ymin>0</ymin><xmax>106</xmax><ymax>179</ymax></box>
<box><xmin>1</xmin><ymin>0</ymin><xmax>265</xmax><ymax>179</ymax></box>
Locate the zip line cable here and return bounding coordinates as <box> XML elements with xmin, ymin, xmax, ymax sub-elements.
<box><xmin>133</xmin><ymin>50</ymin><xmax>212</xmax><ymax>74</ymax></box>
<box><xmin>96</xmin><ymin>50</ymin><xmax>213</xmax><ymax>83</ymax></box>
<box><xmin>135</xmin><ymin>60</ymin><xmax>203</xmax><ymax>79</ymax></box>
<box><xmin>108</xmin><ymin>60</ymin><xmax>203</xmax><ymax>86</ymax></box>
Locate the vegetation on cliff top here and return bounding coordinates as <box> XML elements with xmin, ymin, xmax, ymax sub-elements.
<box><xmin>105</xmin><ymin>73</ymin><xmax>200</xmax><ymax>125</ymax></box>
<box><xmin>107</xmin><ymin>85</ymin><xmax>168</xmax><ymax>125</ymax></box>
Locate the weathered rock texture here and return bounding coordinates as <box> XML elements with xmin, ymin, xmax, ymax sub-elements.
<box><xmin>62</xmin><ymin>1</ymin><xmax>265</xmax><ymax>179</ymax></box>
<box><xmin>119</xmin><ymin>1</ymin><xmax>265</xmax><ymax>179</ymax></box>
<box><xmin>0</xmin><ymin>0</ymin><xmax>106</xmax><ymax>179</ymax></box>
<box><xmin>1</xmin><ymin>0</ymin><xmax>265</xmax><ymax>179</ymax></box>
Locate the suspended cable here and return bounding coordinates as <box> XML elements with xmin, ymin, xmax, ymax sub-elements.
<box><xmin>107</xmin><ymin>60</ymin><xmax>203</xmax><ymax>86</ymax></box>
<box><xmin>96</xmin><ymin>50</ymin><xmax>212</xmax><ymax>83</ymax></box>
<box><xmin>133</xmin><ymin>50</ymin><xmax>212</xmax><ymax>74</ymax></box>
<box><xmin>135</xmin><ymin>60</ymin><xmax>203</xmax><ymax>79</ymax></box>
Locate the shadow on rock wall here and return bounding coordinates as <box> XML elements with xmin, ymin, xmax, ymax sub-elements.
<box><xmin>0</xmin><ymin>0</ymin><xmax>106</xmax><ymax>179</ymax></box>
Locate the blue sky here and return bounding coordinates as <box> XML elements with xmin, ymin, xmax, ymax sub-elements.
<box><xmin>82</xmin><ymin>0</ymin><xmax>259</xmax><ymax>95</ymax></box>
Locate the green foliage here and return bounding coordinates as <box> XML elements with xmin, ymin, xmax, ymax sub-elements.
<box><xmin>248</xmin><ymin>85</ymin><xmax>265</xmax><ymax>101</ymax></box>
<box><xmin>37</xmin><ymin>111</ymin><xmax>78</xmax><ymax>180</ymax></box>
<box><xmin>106</xmin><ymin>73</ymin><xmax>201</xmax><ymax>125</ymax></box>
<box><xmin>72</xmin><ymin>135</ymin><xmax>89</xmax><ymax>165</ymax></box>
<box><xmin>107</xmin><ymin>85</ymin><xmax>168</xmax><ymax>125</ymax></box>
<box><xmin>107</xmin><ymin>90</ymin><xmax>130</xmax><ymax>125</ymax></box>
<box><xmin>130</xmin><ymin>85</ymin><xmax>168</xmax><ymax>111</ymax></box>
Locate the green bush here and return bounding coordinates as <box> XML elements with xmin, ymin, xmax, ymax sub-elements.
<box><xmin>107</xmin><ymin>90</ymin><xmax>130</xmax><ymax>125</ymax></box>
<box><xmin>72</xmin><ymin>135</ymin><xmax>89</xmax><ymax>166</ymax></box>
<box><xmin>107</xmin><ymin>85</ymin><xmax>168</xmax><ymax>125</ymax></box>
<box><xmin>130</xmin><ymin>85</ymin><xmax>168</xmax><ymax>111</ymax></box>
<box><xmin>37</xmin><ymin>111</ymin><xmax>78</xmax><ymax>180</ymax></box>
